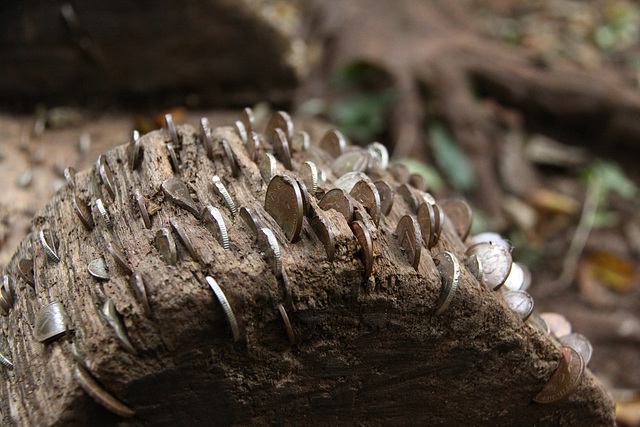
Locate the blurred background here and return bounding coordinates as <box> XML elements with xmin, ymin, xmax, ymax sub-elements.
<box><xmin>1</xmin><ymin>0</ymin><xmax>639</xmax><ymax>424</ymax></box>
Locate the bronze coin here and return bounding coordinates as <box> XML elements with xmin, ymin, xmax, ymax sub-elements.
<box><xmin>374</xmin><ymin>180</ymin><xmax>394</xmax><ymax>216</ymax></box>
<box><xmin>222</xmin><ymin>140</ymin><xmax>239</xmax><ymax>177</ymax></box>
<box><xmin>264</xmin><ymin>174</ymin><xmax>304</xmax><ymax>243</ymax></box>
<box><xmin>311</xmin><ymin>214</ymin><xmax>336</xmax><ymax>261</ymax></box>
<box><xmin>351</xmin><ymin>220</ymin><xmax>374</xmax><ymax>277</ymax></box>
<box><xmin>441</xmin><ymin>199</ymin><xmax>473</xmax><ymax>241</ymax></box>
<box><xmin>134</xmin><ymin>189</ymin><xmax>151</xmax><ymax>229</ymax></box>
<box><xmin>416</xmin><ymin>202</ymin><xmax>435</xmax><ymax>249</ymax></box>
<box><xmin>395</xmin><ymin>215</ymin><xmax>422</xmax><ymax>270</ymax></box>
<box><xmin>397</xmin><ymin>183</ymin><xmax>420</xmax><ymax>212</ymax></box>
<box><xmin>319</xmin><ymin>129</ymin><xmax>346</xmax><ymax>158</ymax></box>
<box><xmin>353</xmin><ymin>208</ymin><xmax>374</xmax><ymax>232</ymax></box>
<box><xmin>161</xmin><ymin>177</ymin><xmax>199</xmax><ymax>217</ymax></box>
<box><xmin>293</xmin><ymin>176</ymin><xmax>311</xmax><ymax>217</ymax></box>
<box><xmin>63</xmin><ymin>166</ymin><xmax>76</xmax><ymax>188</ymax></box>
<box><xmin>278</xmin><ymin>303</ymin><xmax>296</xmax><ymax>345</ymax></box>
<box><xmin>166</xmin><ymin>143</ymin><xmax>180</xmax><ymax>173</ymax></box>
<box><xmin>246</xmin><ymin>131</ymin><xmax>260</xmax><ymax>162</ymax></box>
<box><xmin>319</xmin><ymin>188</ymin><xmax>354</xmax><ymax>223</ymax></box>
<box><xmin>431</xmin><ymin>203</ymin><xmax>445</xmax><ymax>247</ymax></box>
<box><xmin>533</xmin><ymin>346</ymin><xmax>585</xmax><ymax>404</ymax></box>
<box><xmin>107</xmin><ymin>241</ymin><xmax>132</xmax><ymax>276</ymax></box>
<box><xmin>240</xmin><ymin>206</ymin><xmax>262</xmax><ymax>241</ymax></box>
<box><xmin>388</xmin><ymin>163</ymin><xmax>409</xmax><ymax>183</ymax></box>
<box><xmin>242</xmin><ymin>107</ymin><xmax>255</xmax><ymax>135</ymax></box>
<box><xmin>17</xmin><ymin>257</ymin><xmax>34</xmax><ymax>287</ymax></box>
<box><xmin>350</xmin><ymin>179</ymin><xmax>381</xmax><ymax>226</ymax></box>
<box><xmin>155</xmin><ymin>228</ymin><xmax>177</xmax><ymax>265</ymax></box>
<box><xmin>72</xmin><ymin>195</ymin><xmax>94</xmax><ymax>231</ymax></box>
<box><xmin>409</xmin><ymin>173</ymin><xmax>427</xmax><ymax>192</ymax></box>
<box><xmin>171</xmin><ymin>219</ymin><xmax>200</xmax><ymax>262</ymax></box>
<box><xmin>272</xmin><ymin>127</ymin><xmax>293</xmax><ymax>170</ymax></box>
<box><xmin>266</xmin><ymin>110</ymin><xmax>294</xmax><ymax>143</ymax></box>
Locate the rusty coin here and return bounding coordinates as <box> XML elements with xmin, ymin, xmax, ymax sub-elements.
<box><xmin>441</xmin><ymin>199</ymin><xmax>473</xmax><ymax>241</ymax></box>
<box><xmin>374</xmin><ymin>180</ymin><xmax>394</xmax><ymax>216</ymax></box>
<box><xmin>395</xmin><ymin>215</ymin><xmax>422</xmax><ymax>270</ymax></box>
<box><xmin>533</xmin><ymin>346</ymin><xmax>584</xmax><ymax>404</ymax></box>
<box><xmin>350</xmin><ymin>179</ymin><xmax>381</xmax><ymax>226</ymax></box>
<box><xmin>465</xmin><ymin>242</ymin><xmax>512</xmax><ymax>290</ymax></box>
<box><xmin>319</xmin><ymin>188</ymin><xmax>354</xmax><ymax>223</ymax></box>
<box><xmin>351</xmin><ymin>220</ymin><xmax>374</xmax><ymax>277</ymax></box>
<box><xmin>73</xmin><ymin>195</ymin><xmax>94</xmax><ymax>231</ymax></box>
<box><xmin>311</xmin><ymin>214</ymin><xmax>336</xmax><ymax>261</ymax></box>
<box><xmin>319</xmin><ymin>129</ymin><xmax>346</xmax><ymax>158</ymax></box>
<box><xmin>265</xmin><ymin>174</ymin><xmax>304</xmax><ymax>242</ymax></box>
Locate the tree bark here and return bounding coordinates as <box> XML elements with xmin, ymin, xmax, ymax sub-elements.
<box><xmin>0</xmin><ymin>120</ymin><xmax>614</xmax><ymax>425</ymax></box>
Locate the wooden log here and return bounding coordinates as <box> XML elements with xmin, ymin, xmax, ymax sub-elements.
<box><xmin>0</xmin><ymin>114</ymin><xmax>614</xmax><ymax>425</ymax></box>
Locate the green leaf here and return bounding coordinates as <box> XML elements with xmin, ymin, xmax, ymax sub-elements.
<box><xmin>330</xmin><ymin>89</ymin><xmax>397</xmax><ymax>141</ymax></box>
<box><xmin>396</xmin><ymin>158</ymin><xmax>445</xmax><ymax>192</ymax></box>
<box><xmin>582</xmin><ymin>160</ymin><xmax>638</xmax><ymax>200</ymax></box>
<box><xmin>428</xmin><ymin>123</ymin><xmax>476</xmax><ymax>192</ymax></box>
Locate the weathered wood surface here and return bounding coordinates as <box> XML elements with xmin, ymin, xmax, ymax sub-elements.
<box><xmin>0</xmin><ymin>117</ymin><xmax>615</xmax><ymax>425</ymax></box>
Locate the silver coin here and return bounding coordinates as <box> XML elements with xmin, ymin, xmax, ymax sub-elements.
<box><xmin>240</xmin><ymin>206</ymin><xmax>262</xmax><ymax>241</ymax></box>
<box><xmin>259</xmin><ymin>228</ymin><xmax>282</xmax><ymax>278</ymax></box>
<box><xmin>64</xmin><ymin>166</ymin><xmax>76</xmax><ymax>188</ymax></box>
<box><xmin>472</xmin><ymin>232</ymin><xmax>511</xmax><ymax>250</ymax></box>
<box><xmin>434</xmin><ymin>251</ymin><xmax>461</xmax><ymax>315</ymax></box>
<box><xmin>539</xmin><ymin>312</ymin><xmax>572</xmax><ymax>338</ymax></box>
<box><xmin>206</xmin><ymin>276</ymin><xmax>240</xmax><ymax>342</ymax></box>
<box><xmin>164</xmin><ymin>113</ymin><xmax>180</xmax><ymax>145</ymax></box>
<box><xmin>129</xmin><ymin>130</ymin><xmax>142</xmax><ymax>169</ymax></box>
<box><xmin>559</xmin><ymin>333</ymin><xmax>593</xmax><ymax>365</ymax></box>
<box><xmin>465</xmin><ymin>242</ymin><xmax>512</xmax><ymax>290</ymax></box>
<box><xmin>502</xmin><ymin>262</ymin><xmax>532</xmax><ymax>292</ymax></box>
<box><xmin>39</xmin><ymin>229</ymin><xmax>60</xmax><ymax>263</ymax></box>
<box><xmin>171</xmin><ymin>219</ymin><xmax>199</xmax><ymax>262</ymax></box>
<box><xmin>155</xmin><ymin>228</ymin><xmax>177</xmax><ymax>265</ymax></box>
<box><xmin>367</xmin><ymin>142</ymin><xmax>389</xmax><ymax>169</ymax></box>
<box><xmin>73</xmin><ymin>364</ymin><xmax>135</xmax><ymax>418</ymax></box>
<box><xmin>134</xmin><ymin>189</ymin><xmax>151</xmax><ymax>229</ymax></box>
<box><xmin>34</xmin><ymin>302</ymin><xmax>71</xmax><ymax>342</ymax></box>
<box><xmin>212</xmin><ymin>175</ymin><xmax>237</xmax><ymax>218</ymax></box>
<box><xmin>241</xmin><ymin>107</ymin><xmax>255</xmax><ymax>135</ymax></box>
<box><xmin>319</xmin><ymin>129</ymin><xmax>346</xmax><ymax>158</ymax></box>
<box><xmin>102</xmin><ymin>299</ymin><xmax>137</xmax><ymax>354</ymax></box>
<box><xmin>199</xmin><ymin>117</ymin><xmax>215</xmax><ymax>156</ymax></box>
<box><xmin>502</xmin><ymin>290</ymin><xmax>534</xmax><ymax>321</ymax></box>
<box><xmin>202</xmin><ymin>205</ymin><xmax>230</xmax><ymax>250</ymax></box>
<box><xmin>0</xmin><ymin>350</ymin><xmax>13</xmax><ymax>370</ymax></box>
<box><xmin>246</xmin><ymin>131</ymin><xmax>260</xmax><ymax>161</ymax></box>
<box><xmin>162</xmin><ymin>177</ymin><xmax>199</xmax><ymax>216</ymax></box>
<box><xmin>260</xmin><ymin>153</ymin><xmax>277</xmax><ymax>184</ymax></box>
<box><xmin>234</xmin><ymin>120</ymin><xmax>247</xmax><ymax>144</ymax></box>
<box><xmin>292</xmin><ymin>130</ymin><xmax>310</xmax><ymax>151</ymax></box>
<box><xmin>331</xmin><ymin>150</ymin><xmax>370</xmax><ymax>178</ymax></box>
<box><xmin>333</xmin><ymin>172</ymin><xmax>370</xmax><ymax>193</ymax></box>
<box><xmin>528</xmin><ymin>314</ymin><xmax>552</xmax><ymax>335</ymax></box>
<box><xmin>107</xmin><ymin>242</ymin><xmax>132</xmax><ymax>276</ymax></box>
<box><xmin>95</xmin><ymin>198</ymin><xmax>112</xmax><ymax>229</ymax></box>
<box><xmin>441</xmin><ymin>199</ymin><xmax>473</xmax><ymax>241</ymax></box>
<box><xmin>300</xmin><ymin>161</ymin><xmax>319</xmax><ymax>194</ymax></box>
<box><xmin>465</xmin><ymin>254</ymin><xmax>485</xmax><ymax>286</ymax></box>
<box><xmin>166</xmin><ymin>143</ymin><xmax>180</xmax><ymax>173</ymax></box>
<box><xmin>87</xmin><ymin>258</ymin><xmax>110</xmax><ymax>281</ymax></box>
<box><xmin>272</xmin><ymin>128</ymin><xmax>292</xmax><ymax>170</ymax></box>
<box><xmin>130</xmin><ymin>272</ymin><xmax>151</xmax><ymax>316</ymax></box>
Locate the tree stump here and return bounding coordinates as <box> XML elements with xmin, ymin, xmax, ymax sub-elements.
<box><xmin>0</xmin><ymin>114</ymin><xmax>614</xmax><ymax>425</ymax></box>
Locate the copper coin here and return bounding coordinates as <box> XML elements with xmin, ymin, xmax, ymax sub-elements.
<box><xmin>434</xmin><ymin>251</ymin><xmax>461</xmax><ymax>315</ymax></box>
<box><xmin>99</xmin><ymin>161</ymin><xmax>117</xmax><ymax>199</ymax></box>
<box><xmin>240</xmin><ymin>206</ymin><xmax>262</xmax><ymax>241</ymax></box>
<box><xmin>242</xmin><ymin>107</ymin><xmax>255</xmax><ymax>135</ymax></box>
<box><xmin>397</xmin><ymin>184</ymin><xmax>420</xmax><ymax>212</ymax></box>
<box><xmin>388</xmin><ymin>163</ymin><xmax>409</xmax><ymax>183</ymax></box>
<box><xmin>266</xmin><ymin>111</ymin><xmax>294</xmax><ymax>143</ymax></box>
<box><xmin>64</xmin><ymin>166</ymin><xmax>76</xmax><ymax>188</ymax></box>
<box><xmin>222</xmin><ymin>140</ymin><xmax>239</xmax><ymax>177</ymax></box>
<box><xmin>264</xmin><ymin>174</ymin><xmax>304</xmax><ymax>242</ymax></box>
<box><xmin>539</xmin><ymin>312</ymin><xmax>572</xmax><ymax>338</ymax></box>
<box><xmin>441</xmin><ymin>199</ymin><xmax>473</xmax><ymax>241</ymax></box>
<box><xmin>17</xmin><ymin>257</ymin><xmax>34</xmax><ymax>287</ymax></box>
<box><xmin>73</xmin><ymin>195</ymin><xmax>94</xmax><ymax>231</ymax></box>
<box><xmin>465</xmin><ymin>242</ymin><xmax>512</xmax><ymax>290</ymax></box>
<box><xmin>129</xmin><ymin>130</ymin><xmax>142</xmax><ymax>169</ymax></box>
<box><xmin>374</xmin><ymin>180</ymin><xmax>394</xmax><ymax>216</ymax></box>
<box><xmin>131</xmin><ymin>272</ymin><xmax>152</xmax><ymax>316</ymax></box>
<box><xmin>166</xmin><ymin>143</ymin><xmax>180</xmax><ymax>173</ymax></box>
<box><xmin>164</xmin><ymin>113</ymin><xmax>180</xmax><ymax>145</ymax></box>
<box><xmin>353</xmin><ymin>208</ymin><xmax>374</xmax><ymax>232</ymax></box>
<box><xmin>319</xmin><ymin>129</ymin><xmax>346</xmax><ymax>158</ymax></box>
<box><xmin>246</xmin><ymin>131</ymin><xmax>260</xmax><ymax>161</ymax></box>
<box><xmin>416</xmin><ymin>202</ymin><xmax>436</xmax><ymax>249</ymax></box>
<box><xmin>155</xmin><ymin>228</ymin><xmax>177</xmax><ymax>265</ymax></box>
<box><xmin>272</xmin><ymin>127</ymin><xmax>293</xmax><ymax>170</ymax></box>
<box><xmin>319</xmin><ymin>188</ymin><xmax>354</xmax><ymax>223</ymax></box>
<box><xmin>311</xmin><ymin>214</ymin><xmax>336</xmax><ymax>261</ymax></box>
<box><xmin>350</xmin><ymin>179</ymin><xmax>381</xmax><ymax>226</ymax></box>
<box><xmin>559</xmin><ymin>333</ymin><xmax>593</xmax><ymax>365</ymax></box>
<box><xmin>331</xmin><ymin>150</ymin><xmax>370</xmax><ymax>178</ymax></box>
<box><xmin>351</xmin><ymin>220</ymin><xmax>373</xmax><ymax>277</ymax></box>
<box><xmin>107</xmin><ymin>241</ymin><xmax>132</xmax><ymax>275</ymax></box>
<box><xmin>293</xmin><ymin>176</ymin><xmax>311</xmax><ymax>217</ymax></box>
<box><xmin>171</xmin><ymin>219</ymin><xmax>200</xmax><ymax>262</ymax></box>
<box><xmin>134</xmin><ymin>189</ymin><xmax>151</xmax><ymax>229</ymax></box>
<box><xmin>431</xmin><ymin>203</ymin><xmax>444</xmax><ymax>247</ymax></box>
<box><xmin>409</xmin><ymin>173</ymin><xmax>427</xmax><ymax>192</ymax></box>
<box><xmin>502</xmin><ymin>290</ymin><xmax>534</xmax><ymax>321</ymax></box>
<box><xmin>278</xmin><ymin>303</ymin><xmax>296</xmax><ymax>345</ymax></box>
<box><xmin>533</xmin><ymin>346</ymin><xmax>584</xmax><ymax>404</ymax></box>
<box><xmin>162</xmin><ymin>177</ymin><xmax>199</xmax><ymax>216</ymax></box>
<box><xmin>395</xmin><ymin>215</ymin><xmax>422</xmax><ymax>270</ymax></box>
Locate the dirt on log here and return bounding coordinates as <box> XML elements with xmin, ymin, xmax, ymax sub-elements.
<box><xmin>0</xmin><ymin>118</ymin><xmax>615</xmax><ymax>425</ymax></box>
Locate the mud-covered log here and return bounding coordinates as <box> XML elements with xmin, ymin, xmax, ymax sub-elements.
<box><xmin>0</xmin><ymin>115</ymin><xmax>614</xmax><ymax>425</ymax></box>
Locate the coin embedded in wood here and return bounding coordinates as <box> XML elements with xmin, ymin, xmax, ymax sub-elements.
<box><xmin>533</xmin><ymin>346</ymin><xmax>584</xmax><ymax>404</ymax></box>
<box><xmin>266</xmin><ymin>111</ymin><xmax>294</xmax><ymax>143</ymax></box>
<box><xmin>528</xmin><ymin>314</ymin><xmax>551</xmax><ymax>335</ymax></box>
<box><xmin>502</xmin><ymin>290</ymin><xmax>534</xmax><ymax>321</ymax></box>
<box><xmin>130</xmin><ymin>272</ymin><xmax>152</xmax><ymax>316</ymax></box>
<box><xmin>319</xmin><ymin>129</ymin><xmax>346</xmax><ymax>158</ymax></box>
<box><xmin>17</xmin><ymin>257</ymin><xmax>35</xmax><ymax>287</ymax></box>
<box><xmin>259</xmin><ymin>228</ymin><xmax>282</xmax><ymax>278</ymax></box>
<box><xmin>73</xmin><ymin>195</ymin><xmax>95</xmax><ymax>231</ymax></box>
<box><xmin>129</xmin><ymin>130</ymin><xmax>142</xmax><ymax>169</ymax></box>
<box><xmin>319</xmin><ymin>188</ymin><xmax>354</xmax><ymax>224</ymax></box>
<box><xmin>367</xmin><ymin>142</ymin><xmax>389</xmax><ymax>169</ymax></box>
<box><xmin>239</xmin><ymin>206</ymin><xmax>262</xmax><ymax>241</ymax></box>
<box><xmin>166</xmin><ymin>143</ymin><xmax>180</xmax><ymax>173</ymax></box>
<box><xmin>155</xmin><ymin>228</ymin><xmax>177</xmax><ymax>265</ymax></box>
<box><xmin>39</xmin><ymin>229</ymin><xmax>60</xmax><ymax>263</ymax></box>
<box><xmin>246</xmin><ymin>131</ymin><xmax>260</xmax><ymax>161</ymax></box>
<box><xmin>99</xmin><ymin>161</ymin><xmax>117</xmax><ymax>199</ymax></box>
<box><xmin>408</xmin><ymin>173</ymin><xmax>427</xmax><ymax>192</ymax></box>
<box><xmin>300</xmin><ymin>161</ymin><xmax>318</xmax><ymax>194</ymax></box>
<box><xmin>241</xmin><ymin>107</ymin><xmax>254</xmax><ymax>135</ymax></box>
<box><xmin>164</xmin><ymin>113</ymin><xmax>180</xmax><ymax>145</ymax></box>
<box><xmin>559</xmin><ymin>333</ymin><xmax>593</xmax><ymax>365</ymax></box>
<box><xmin>331</xmin><ymin>150</ymin><xmax>370</xmax><ymax>178</ymax></box>
<box><xmin>431</xmin><ymin>203</ymin><xmax>444</xmax><ymax>247</ymax></box>
<box><xmin>206</xmin><ymin>276</ymin><xmax>240</xmax><ymax>342</ymax></box>
<box><xmin>134</xmin><ymin>189</ymin><xmax>151</xmax><ymax>229</ymax></box>
<box><xmin>395</xmin><ymin>215</ymin><xmax>422</xmax><ymax>270</ymax></box>
<box><xmin>416</xmin><ymin>202</ymin><xmax>436</xmax><ymax>249</ymax></box>
<box><xmin>434</xmin><ymin>251</ymin><xmax>461</xmax><ymax>315</ymax></box>
<box><xmin>464</xmin><ymin>254</ymin><xmax>485</xmax><ymax>286</ymax></box>
<box><xmin>539</xmin><ymin>312</ymin><xmax>572</xmax><ymax>338</ymax></box>
<box><xmin>374</xmin><ymin>180</ymin><xmax>394</xmax><ymax>216</ymax></box>
<box><xmin>397</xmin><ymin>184</ymin><xmax>420</xmax><ymax>212</ymax></box>
<box><xmin>441</xmin><ymin>199</ymin><xmax>473</xmax><ymax>241</ymax></box>
<box><xmin>199</xmin><ymin>117</ymin><xmax>215</xmax><ymax>156</ymax></box>
<box><xmin>388</xmin><ymin>163</ymin><xmax>410</xmax><ymax>183</ymax></box>
<box><xmin>465</xmin><ymin>242</ymin><xmax>512</xmax><ymax>290</ymax></box>
<box><xmin>34</xmin><ymin>302</ymin><xmax>71</xmax><ymax>342</ymax></box>
<box><xmin>0</xmin><ymin>350</ymin><xmax>13</xmax><ymax>370</ymax></box>
<box><xmin>311</xmin><ymin>214</ymin><xmax>336</xmax><ymax>262</ymax></box>
<box><xmin>64</xmin><ymin>166</ymin><xmax>76</xmax><ymax>188</ymax></box>
<box><xmin>264</xmin><ymin>174</ymin><xmax>304</xmax><ymax>242</ymax></box>
<box><xmin>107</xmin><ymin>241</ymin><xmax>132</xmax><ymax>275</ymax></box>
<box><xmin>278</xmin><ymin>303</ymin><xmax>296</xmax><ymax>345</ymax></box>
<box><xmin>472</xmin><ymin>232</ymin><xmax>511</xmax><ymax>250</ymax></box>
<box><xmin>73</xmin><ymin>364</ymin><xmax>135</xmax><ymax>418</ymax></box>
<box><xmin>222</xmin><ymin>140</ymin><xmax>239</xmax><ymax>177</ymax></box>
<box><xmin>260</xmin><ymin>153</ymin><xmax>277</xmax><ymax>184</ymax></box>
<box><xmin>350</xmin><ymin>179</ymin><xmax>381</xmax><ymax>226</ymax></box>
<box><xmin>351</xmin><ymin>220</ymin><xmax>374</xmax><ymax>277</ymax></box>
<box><xmin>334</xmin><ymin>172</ymin><xmax>370</xmax><ymax>194</ymax></box>
<box><xmin>292</xmin><ymin>130</ymin><xmax>310</xmax><ymax>152</ymax></box>
<box><xmin>212</xmin><ymin>175</ymin><xmax>237</xmax><ymax>218</ymax></box>
<box><xmin>95</xmin><ymin>198</ymin><xmax>112</xmax><ymax>229</ymax></box>
<box><xmin>162</xmin><ymin>177</ymin><xmax>199</xmax><ymax>216</ymax></box>
<box><xmin>102</xmin><ymin>299</ymin><xmax>137</xmax><ymax>354</ymax></box>
<box><xmin>87</xmin><ymin>258</ymin><xmax>110</xmax><ymax>281</ymax></box>
<box><xmin>234</xmin><ymin>120</ymin><xmax>247</xmax><ymax>144</ymax></box>
<box><xmin>293</xmin><ymin>176</ymin><xmax>311</xmax><ymax>217</ymax></box>
<box><xmin>202</xmin><ymin>205</ymin><xmax>230</xmax><ymax>250</ymax></box>
<box><xmin>502</xmin><ymin>262</ymin><xmax>531</xmax><ymax>292</ymax></box>
<box><xmin>272</xmin><ymin>128</ymin><xmax>293</xmax><ymax>170</ymax></box>
<box><xmin>171</xmin><ymin>219</ymin><xmax>199</xmax><ymax>262</ymax></box>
